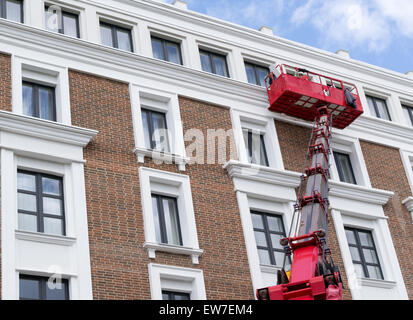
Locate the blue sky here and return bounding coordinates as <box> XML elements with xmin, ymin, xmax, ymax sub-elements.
<box><xmin>166</xmin><ymin>0</ymin><xmax>413</xmax><ymax>75</ymax></box>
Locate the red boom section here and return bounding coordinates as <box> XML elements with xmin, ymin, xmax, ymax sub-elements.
<box><xmin>266</xmin><ymin>65</ymin><xmax>363</xmax><ymax>129</ymax></box>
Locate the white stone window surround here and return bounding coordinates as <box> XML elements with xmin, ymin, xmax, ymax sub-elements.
<box><xmin>11</xmin><ymin>56</ymin><xmax>72</xmax><ymax>125</ymax></box>
<box><xmin>148</xmin><ymin>263</ymin><xmax>206</xmax><ymax>300</ymax></box>
<box><xmin>97</xmin><ymin>11</ymin><xmax>139</xmax><ymax>54</ymax></box>
<box><xmin>361</xmin><ymin>87</ymin><xmax>403</xmax><ymax>123</ymax></box>
<box><xmin>231</xmin><ymin>109</ymin><xmax>284</xmax><ymax>170</ymax></box>
<box><xmin>400</xmin><ymin>150</ymin><xmax>413</xmax><ymax>222</ymax></box>
<box><xmin>332</xmin><ymin>209</ymin><xmax>408</xmax><ymax>300</ymax></box>
<box><xmin>130</xmin><ymin>85</ymin><xmax>188</xmax><ymax>171</ymax></box>
<box><xmin>241</xmin><ymin>53</ymin><xmax>274</xmax><ymax>85</ymax></box>
<box><xmin>399</xmin><ymin>97</ymin><xmax>413</xmax><ymax>127</ymax></box>
<box><xmin>139</xmin><ymin>167</ymin><xmax>203</xmax><ymax>264</ymax></box>
<box><xmin>196</xmin><ymin>40</ymin><xmax>235</xmax><ymax>79</ymax></box>
<box><xmin>330</xmin><ymin>134</ymin><xmax>371</xmax><ymax>188</ymax></box>
<box><xmin>0</xmin><ymin>111</ymin><xmax>96</xmax><ymax>300</ymax></box>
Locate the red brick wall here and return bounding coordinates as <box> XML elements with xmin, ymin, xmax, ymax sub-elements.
<box><xmin>360</xmin><ymin>141</ymin><xmax>413</xmax><ymax>299</ymax></box>
<box><xmin>275</xmin><ymin>120</ymin><xmax>352</xmax><ymax>300</ymax></box>
<box><xmin>0</xmin><ymin>53</ymin><xmax>12</xmax><ymax>112</ymax></box>
<box><xmin>69</xmin><ymin>70</ymin><xmax>253</xmax><ymax>300</ymax></box>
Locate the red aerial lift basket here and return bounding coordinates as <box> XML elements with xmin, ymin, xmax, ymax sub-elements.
<box><xmin>266</xmin><ymin>65</ymin><xmax>363</xmax><ymax>129</ymax></box>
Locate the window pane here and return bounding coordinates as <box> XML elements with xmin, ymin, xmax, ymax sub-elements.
<box><xmin>38</xmin><ymin>86</ymin><xmax>54</xmax><ymax>121</ymax></box>
<box><xmin>254</xmin><ymin>231</ymin><xmax>268</xmax><ymax>247</ymax></box>
<box><xmin>152</xmin><ymin>112</ymin><xmax>169</xmax><ymax>152</ymax></box>
<box><xmin>273</xmin><ymin>251</ymin><xmax>285</xmax><ymax>266</ymax></box>
<box><xmin>267</xmin><ymin>216</ymin><xmax>283</xmax><ymax>233</ymax></box>
<box><xmin>358</xmin><ymin>231</ymin><xmax>374</xmax><ymax>247</ymax></box>
<box><xmin>375</xmin><ymin>99</ymin><xmax>390</xmax><ymax>120</ymax></box>
<box><xmin>174</xmin><ymin>293</ymin><xmax>190</xmax><ymax>300</ymax></box>
<box><xmin>251</xmin><ymin>213</ymin><xmax>264</xmax><ymax>229</ymax></box>
<box><xmin>200</xmin><ymin>52</ymin><xmax>212</xmax><ymax>73</ymax></box>
<box><xmin>151</xmin><ymin>38</ymin><xmax>164</xmax><ymax>60</ymax></box>
<box><xmin>42</xmin><ymin>177</ymin><xmax>61</xmax><ymax>196</ymax></box>
<box><xmin>141</xmin><ymin>110</ymin><xmax>152</xmax><ymax>149</ymax></box>
<box><xmin>44</xmin><ymin>217</ymin><xmax>63</xmax><ymax>235</ymax></box>
<box><xmin>6</xmin><ymin>0</ymin><xmax>22</xmax><ymax>23</ymax></box>
<box><xmin>152</xmin><ymin>196</ymin><xmax>162</xmax><ymax>243</ymax></box>
<box><xmin>259</xmin><ymin>135</ymin><xmax>269</xmax><ymax>166</ymax></box>
<box><xmin>245</xmin><ymin>64</ymin><xmax>257</xmax><ymax>85</ymax></box>
<box><xmin>258</xmin><ymin>249</ymin><xmax>271</xmax><ymax>265</ymax></box>
<box><xmin>256</xmin><ymin>67</ymin><xmax>269</xmax><ymax>87</ymax></box>
<box><xmin>349</xmin><ymin>246</ymin><xmax>361</xmax><ymax>262</ymax></box>
<box><xmin>100</xmin><ymin>24</ymin><xmax>113</xmax><ymax>47</ymax></box>
<box><xmin>353</xmin><ymin>263</ymin><xmax>365</xmax><ymax>278</ymax></box>
<box><xmin>345</xmin><ymin>229</ymin><xmax>356</xmax><ymax>245</ymax></box>
<box><xmin>45</xmin><ymin>279</ymin><xmax>68</xmax><ymax>300</ymax></box>
<box><xmin>45</xmin><ymin>9</ymin><xmax>59</xmax><ymax>32</ymax></box>
<box><xmin>18</xmin><ymin>173</ymin><xmax>36</xmax><ymax>192</ymax></box>
<box><xmin>334</xmin><ymin>152</ymin><xmax>356</xmax><ymax>184</ymax></box>
<box><xmin>212</xmin><ymin>55</ymin><xmax>227</xmax><ymax>77</ymax></box>
<box><xmin>20</xmin><ymin>278</ymin><xmax>40</xmax><ymax>300</ymax></box>
<box><xmin>367</xmin><ymin>265</ymin><xmax>383</xmax><ymax>280</ymax></box>
<box><xmin>116</xmin><ymin>28</ymin><xmax>132</xmax><ymax>52</ymax></box>
<box><xmin>363</xmin><ymin>248</ymin><xmax>379</xmax><ymax>264</ymax></box>
<box><xmin>62</xmin><ymin>13</ymin><xmax>78</xmax><ymax>37</ymax></box>
<box><xmin>18</xmin><ymin>193</ymin><xmax>37</xmax><ymax>212</ymax></box>
<box><xmin>271</xmin><ymin>234</ymin><xmax>284</xmax><ymax>250</ymax></box>
<box><xmin>166</xmin><ymin>42</ymin><xmax>181</xmax><ymax>64</ymax></box>
<box><xmin>162</xmin><ymin>198</ymin><xmax>181</xmax><ymax>245</ymax></box>
<box><xmin>43</xmin><ymin>197</ymin><xmax>62</xmax><ymax>216</ymax></box>
<box><xmin>162</xmin><ymin>292</ymin><xmax>170</xmax><ymax>300</ymax></box>
<box><xmin>18</xmin><ymin>213</ymin><xmax>37</xmax><ymax>232</ymax></box>
<box><xmin>22</xmin><ymin>84</ymin><xmax>35</xmax><ymax>117</ymax></box>
<box><xmin>366</xmin><ymin>96</ymin><xmax>376</xmax><ymax>117</ymax></box>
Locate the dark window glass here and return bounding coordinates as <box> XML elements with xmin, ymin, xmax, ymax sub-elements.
<box><xmin>242</xmin><ymin>129</ymin><xmax>269</xmax><ymax>166</ymax></box>
<box><xmin>251</xmin><ymin>211</ymin><xmax>289</xmax><ymax>267</ymax></box>
<box><xmin>141</xmin><ymin>108</ymin><xmax>169</xmax><ymax>152</ymax></box>
<box><xmin>151</xmin><ymin>36</ymin><xmax>182</xmax><ymax>65</ymax></box>
<box><xmin>0</xmin><ymin>0</ymin><xmax>23</xmax><ymax>23</ymax></box>
<box><xmin>245</xmin><ymin>62</ymin><xmax>269</xmax><ymax>87</ymax></box>
<box><xmin>345</xmin><ymin>228</ymin><xmax>383</xmax><ymax>280</ymax></box>
<box><xmin>402</xmin><ymin>105</ymin><xmax>413</xmax><ymax>126</ymax></box>
<box><xmin>20</xmin><ymin>275</ymin><xmax>69</xmax><ymax>300</ymax></box>
<box><xmin>22</xmin><ymin>82</ymin><xmax>56</xmax><ymax>121</ymax></box>
<box><xmin>366</xmin><ymin>95</ymin><xmax>391</xmax><ymax>121</ymax></box>
<box><xmin>199</xmin><ymin>49</ymin><xmax>229</xmax><ymax>77</ymax></box>
<box><xmin>100</xmin><ymin>22</ymin><xmax>133</xmax><ymax>52</ymax></box>
<box><xmin>162</xmin><ymin>291</ymin><xmax>190</xmax><ymax>300</ymax></box>
<box><xmin>152</xmin><ymin>194</ymin><xmax>182</xmax><ymax>246</ymax></box>
<box><xmin>44</xmin><ymin>6</ymin><xmax>79</xmax><ymax>38</ymax></box>
<box><xmin>333</xmin><ymin>152</ymin><xmax>357</xmax><ymax>184</ymax></box>
<box><xmin>17</xmin><ymin>171</ymin><xmax>65</xmax><ymax>236</ymax></box>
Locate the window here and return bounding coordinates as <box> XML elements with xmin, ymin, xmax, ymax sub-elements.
<box><xmin>333</xmin><ymin>152</ymin><xmax>357</xmax><ymax>184</ymax></box>
<box><xmin>100</xmin><ymin>22</ymin><xmax>133</xmax><ymax>52</ymax></box>
<box><xmin>44</xmin><ymin>6</ymin><xmax>79</xmax><ymax>38</ymax></box>
<box><xmin>366</xmin><ymin>95</ymin><xmax>391</xmax><ymax>121</ymax></box>
<box><xmin>345</xmin><ymin>228</ymin><xmax>383</xmax><ymax>280</ymax></box>
<box><xmin>162</xmin><ymin>290</ymin><xmax>190</xmax><ymax>300</ymax></box>
<box><xmin>22</xmin><ymin>82</ymin><xmax>56</xmax><ymax>121</ymax></box>
<box><xmin>402</xmin><ymin>104</ymin><xmax>413</xmax><ymax>126</ymax></box>
<box><xmin>245</xmin><ymin>62</ymin><xmax>269</xmax><ymax>87</ymax></box>
<box><xmin>0</xmin><ymin>0</ymin><xmax>23</xmax><ymax>23</ymax></box>
<box><xmin>141</xmin><ymin>108</ymin><xmax>170</xmax><ymax>152</ymax></box>
<box><xmin>242</xmin><ymin>129</ymin><xmax>269</xmax><ymax>166</ymax></box>
<box><xmin>152</xmin><ymin>194</ymin><xmax>182</xmax><ymax>246</ymax></box>
<box><xmin>151</xmin><ymin>36</ymin><xmax>182</xmax><ymax>65</ymax></box>
<box><xmin>251</xmin><ymin>211</ymin><xmax>289</xmax><ymax>267</ymax></box>
<box><xmin>199</xmin><ymin>50</ymin><xmax>229</xmax><ymax>77</ymax></box>
<box><xmin>17</xmin><ymin>170</ymin><xmax>65</xmax><ymax>236</ymax></box>
<box><xmin>19</xmin><ymin>275</ymin><xmax>69</xmax><ymax>300</ymax></box>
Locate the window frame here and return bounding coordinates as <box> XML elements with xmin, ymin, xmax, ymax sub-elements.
<box><xmin>151</xmin><ymin>36</ymin><xmax>183</xmax><ymax>65</ymax></box>
<box><xmin>141</xmin><ymin>107</ymin><xmax>170</xmax><ymax>152</ymax></box>
<box><xmin>345</xmin><ymin>227</ymin><xmax>384</xmax><ymax>280</ymax></box>
<box><xmin>99</xmin><ymin>21</ymin><xmax>133</xmax><ymax>52</ymax></box>
<box><xmin>251</xmin><ymin>210</ymin><xmax>289</xmax><ymax>267</ymax></box>
<box><xmin>151</xmin><ymin>193</ymin><xmax>183</xmax><ymax>246</ymax></box>
<box><xmin>44</xmin><ymin>5</ymin><xmax>80</xmax><ymax>38</ymax></box>
<box><xmin>162</xmin><ymin>290</ymin><xmax>191</xmax><ymax>300</ymax></box>
<box><xmin>22</xmin><ymin>81</ymin><xmax>57</xmax><ymax>122</ymax></box>
<box><xmin>17</xmin><ymin>170</ymin><xmax>66</xmax><ymax>236</ymax></box>
<box><xmin>242</xmin><ymin>128</ymin><xmax>269</xmax><ymax>167</ymax></box>
<box><xmin>333</xmin><ymin>151</ymin><xmax>357</xmax><ymax>185</ymax></box>
<box><xmin>199</xmin><ymin>49</ymin><xmax>229</xmax><ymax>77</ymax></box>
<box><xmin>366</xmin><ymin>95</ymin><xmax>392</xmax><ymax>121</ymax></box>
<box><xmin>244</xmin><ymin>62</ymin><xmax>269</xmax><ymax>86</ymax></box>
<box><xmin>0</xmin><ymin>0</ymin><xmax>24</xmax><ymax>23</ymax></box>
<box><xmin>19</xmin><ymin>275</ymin><xmax>69</xmax><ymax>300</ymax></box>
<box><xmin>402</xmin><ymin>104</ymin><xmax>413</xmax><ymax>126</ymax></box>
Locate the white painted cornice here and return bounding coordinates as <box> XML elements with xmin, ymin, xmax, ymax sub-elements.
<box><xmin>0</xmin><ymin>111</ymin><xmax>98</xmax><ymax>147</ymax></box>
<box><xmin>223</xmin><ymin>160</ymin><xmax>301</xmax><ymax>188</ymax></box>
<box><xmin>329</xmin><ymin>181</ymin><xmax>393</xmax><ymax>205</ymax></box>
<box><xmin>402</xmin><ymin>197</ymin><xmax>413</xmax><ymax>222</ymax></box>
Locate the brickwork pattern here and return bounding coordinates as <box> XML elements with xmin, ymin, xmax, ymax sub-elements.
<box><xmin>0</xmin><ymin>53</ymin><xmax>12</xmax><ymax>112</ymax></box>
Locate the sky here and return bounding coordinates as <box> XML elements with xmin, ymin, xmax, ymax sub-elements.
<box><xmin>165</xmin><ymin>0</ymin><xmax>413</xmax><ymax>75</ymax></box>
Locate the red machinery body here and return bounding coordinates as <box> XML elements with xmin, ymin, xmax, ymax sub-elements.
<box><xmin>257</xmin><ymin>65</ymin><xmax>363</xmax><ymax>301</ymax></box>
<box><xmin>266</xmin><ymin>65</ymin><xmax>363</xmax><ymax>129</ymax></box>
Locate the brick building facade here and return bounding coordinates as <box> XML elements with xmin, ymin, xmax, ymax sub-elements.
<box><xmin>0</xmin><ymin>0</ymin><xmax>412</xmax><ymax>300</ymax></box>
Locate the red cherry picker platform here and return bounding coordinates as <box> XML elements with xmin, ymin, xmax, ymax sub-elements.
<box><xmin>256</xmin><ymin>65</ymin><xmax>364</xmax><ymax>300</ymax></box>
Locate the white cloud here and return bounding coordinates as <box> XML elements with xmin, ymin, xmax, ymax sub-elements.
<box><xmin>291</xmin><ymin>0</ymin><xmax>413</xmax><ymax>52</ymax></box>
